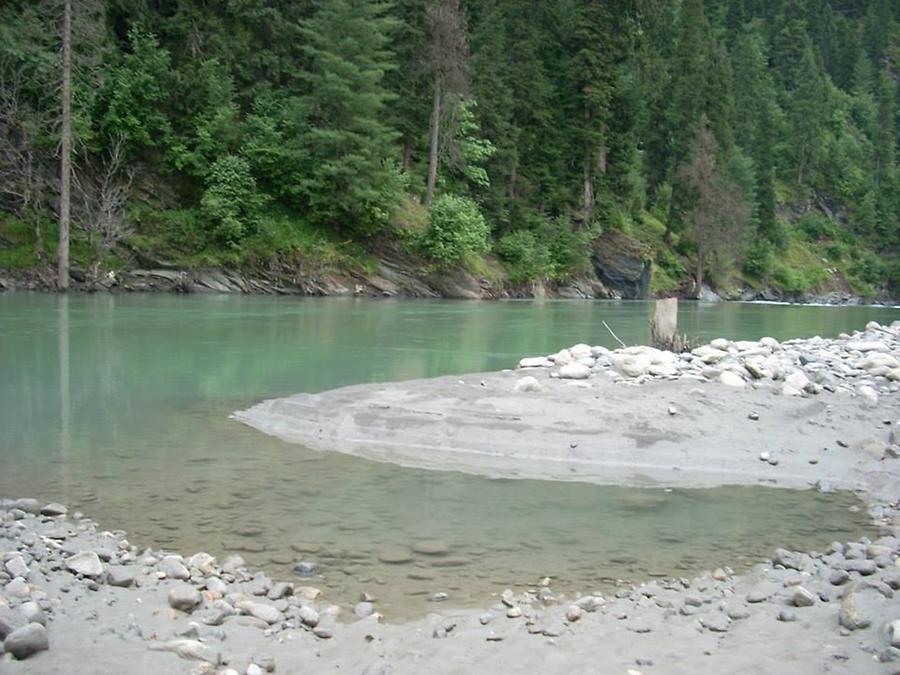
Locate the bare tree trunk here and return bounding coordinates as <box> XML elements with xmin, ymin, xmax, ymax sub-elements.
<box><xmin>580</xmin><ymin>153</ymin><xmax>593</xmax><ymax>229</ymax></box>
<box><xmin>508</xmin><ymin>161</ymin><xmax>517</xmax><ymax>200</ymax></box>
<box><xmin>402</xmin><ymin>136</ymin><xmax>413</xmax><ymax>173</ymax></box>
<box><xmin>695</xmin><ymin>243</ymin><xmax>704</xmax><ymax>299</ymax></box>
<box><xmin>425</xmin><ymin>74</ymin><xmax>442</xmax><ymax>208</ymax></box>
<box><xmin>58</xmin><ymin>0</ymin><xmax>72</xmax><ymax>291</ymax></box>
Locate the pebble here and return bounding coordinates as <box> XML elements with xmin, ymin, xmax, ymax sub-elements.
<box><xmin>168</xmin><ymin>585</ymin><xmax>203</xmax><ymax>612</ymax></box>
<box><xmin>792</xmin><ymin>587</ymin><xmax>816</xmax><ymax>607</ymax></box>
<box><xmin>746</xmin><ymin>591</ymin><xmax>768</xmax><ymax>604</ymax></box>
<box><xmin>40</xmin><ymin>503</ymin><xmax>68</xmax><ymax>517</ymax></box>
<box><xmin>159</xmin><ymin>555</ymin><xmax>190</xmax><ymax>580</ymax></box>
<box><xmin>65</xmin><ymin>550</ymin><xmax>104</xmax><ymax>578</ymax></box>
<box><xmin>843</xmin><ymin>559</ymin><xmax>877</xmax><ymax>575</ymax></box>
<box><xmin>838</xmin><ymin>590</ymin><xmax>871</xmax><ymax>630</ymax></box>
<box><xmin>411</xmin><ymin>540</ymin><xmax>450</xmax><ymax>556</ymax></box>
<box><xmin>858</xmin><ymin>385</ymin><xmax>879</xmax><ymax>407</ymax></box>
<box><xmin>150</xmin><ymin>639</ymin><xmax>221</xmax><ymax>665</ymax></box>
<box><xmin>514</xmin><ymin>376</ymin><xmax>543</xmax><ymax>393</ymax></box>
<box><xmin>355</xmin><ymin>602</ymin><xmax>375</xmax><ymax>618</ymax></box>
<box><xmin>236</xmin><ymin>601</ymin><xmax>283</xmax><ymax>625</ymax></box>
<box><xmin>777</xmin><ymin>609</ymin><xmax>797</xmax><ymax>622</ymax></box>
<box><xmin>889</xmin><ymin>620</ymin><xmax>900</xmax><ymax>648</ymax></box>
<box><xmin>725</xmin><ymin>605</ymin><xmax>750</xmax><ymax>620</ymax></box>
<box><xmin>4</xmin><ymin>555</ymin><xmax>29</xmax><ymax>579</ymax></box>
<box><xmin>700</xmin><ymin>614</ymin><xmax>730</xmax><ymax>632</ymax></box>
<box><xmin>107</xmin><ymin>565</ymin><xmax>136</xmax><ymax>588</ymax></box>
<box><xmin>298</xmin><ymin>606</ymin><xmax>319</xmax><ymax>627</ymax></box>
<box><xmin>4</xmin><ymin>622</ymin><xmax>49</xmax><ymax>659</ymax></box>
<box><xmin>18</xmin><ymin>602</ymin><xmax>46</xmax><ymax>627</ymax></box>
<box><xmin>565</xmin><ymin>605</ymin><xmax>582</xmax><ymax>622</ymax></box>
<box><xmin>376</xmin><ymin>547</ymin><xmax>415</xmax><ymax>564</ymax></box>
<box><xmin>829</xmin><ymin>570</ymin><xmax>851</xmax><ymax>586</ymax></box>
<box><xmin>293</xmin><ymin>561</ymin><xmax>319</xmax><ymax>576</ymax></box>
<box><xmin>251</xmin><ymin>652</ymin><xmax>276</xmax><ymax>672</ymax></box>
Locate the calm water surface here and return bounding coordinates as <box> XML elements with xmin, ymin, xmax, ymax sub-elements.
<box><xmin>1</xmin><ymin>294</ymin><xmax>896</xmax><ymax>617</ymax></box>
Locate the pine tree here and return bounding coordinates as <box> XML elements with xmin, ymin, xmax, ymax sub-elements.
<box><xmin>788</xmin><ymin>43</ymin><xmax>827</xmax><ymax>187</ymax></box>
<box><xmin>296</xmin><ymin>0</ymin><xmax>401</xmax><ymax>233</ymax></box>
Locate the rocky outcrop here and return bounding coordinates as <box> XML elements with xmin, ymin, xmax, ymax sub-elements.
<box><xmin>589</xmin><ymin>231</ymin><xmax>651</xmax><ymax>299</ymax></box>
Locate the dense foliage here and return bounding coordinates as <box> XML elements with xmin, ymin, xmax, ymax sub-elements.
<box><xmin>1</xmin><ymin>0</ymin><xmax>898</xmax><ymax>296</ymax></box>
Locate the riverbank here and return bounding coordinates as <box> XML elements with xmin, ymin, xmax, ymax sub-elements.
<box><xmin>2</xmin><ymin>494</ymin><xmax>900</xmax><ymax>674</ymax></box>
<box><xmin>0</xmin><ymin>260</ymin><xmax>892</xmax><ymax>305</ymax></box>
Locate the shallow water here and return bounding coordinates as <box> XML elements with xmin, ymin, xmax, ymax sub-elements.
<box><xmin>1</xmin><ymin>294</ymin><xmax>895</xmax><ymax>617</ymax></box>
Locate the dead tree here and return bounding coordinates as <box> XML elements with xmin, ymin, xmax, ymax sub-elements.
<box><xmin>679</xmin><ymin>115</ymin><xmax>750</xmax><ymax>296</ymax></box>
<box><xmin>58</xmin><ymin>0</ymin><xmax>72</xmax><ymax>290</ymax></box>
<box><xmin>424</xmin><ymin>0</ymin><xmax>469</xmax><ymax>207</ymax></box>
<box><xmin>73</xmin><ymin>134</ymin><xmax>134</xmax><ymax>253</ymax></box>
<box><xmin>0</xmin><ymin>61</ymin><xmax>50</xmax><ymax>260</ymax></box>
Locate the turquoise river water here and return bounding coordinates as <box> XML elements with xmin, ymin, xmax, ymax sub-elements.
<box><xmin>1</xmin><ymin>293</ymin><xmax>897</xmax><ymax>617</ymax></box>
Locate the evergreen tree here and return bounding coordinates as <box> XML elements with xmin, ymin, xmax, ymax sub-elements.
<box><xmin>296</xmin><ymin>0</ymin><xmax>401</xmax><ymax>233</ymax></box>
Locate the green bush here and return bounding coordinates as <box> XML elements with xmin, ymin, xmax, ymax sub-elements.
<box><xmin>494</xmin><ymin>230</ymin><xmax>552</xmax><ymax>282</ymax></box>
<box><xmin>797</xmin><ymin>213</ymin><xmax>838</xmax><ymax>240</ymax></box>
<box><xmin>848</xmin><ymin>250</ymin><xmax>886</xmax><ymax>288</ymax></box>
<box><xmin>418</xmin><ymin>195</ymin><xmax>489</xmax><ymax>265</ymax></box>
<box><xmin>201</xmin><ymin>155</ymin><xmax>266</xmax><ymax>247</ymax></box>
<box><xmin>743</xmin><ymin>239</ymin><xmax>775</xmax><ymax>279</ymax></box>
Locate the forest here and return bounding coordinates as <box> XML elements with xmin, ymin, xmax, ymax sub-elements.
<box><xmin>0</xmin><ymin>0</ymin><xmax>897</xmax><ymax>298</ymax></box>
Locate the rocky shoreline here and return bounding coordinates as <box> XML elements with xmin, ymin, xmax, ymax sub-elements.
<box><xmin>3</xmin><ymin>493</ymin><xmax>900</xmax><ymax>674</ymax></box>
<box><xmin>0</xmin><ymin>263</ymin><xmax>894</xmax><ymax>305</ymax></box>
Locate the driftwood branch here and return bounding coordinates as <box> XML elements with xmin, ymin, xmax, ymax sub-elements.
<box><xmin>602</xmin><ymin>320</ymin><xmax>626</xmax><ymax>348</ymax></box>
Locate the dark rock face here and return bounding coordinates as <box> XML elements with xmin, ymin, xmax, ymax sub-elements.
<box><xmin>590</xmin><ymin>231</ymin><xmax>651</xmax><ymax>299</ymax></box>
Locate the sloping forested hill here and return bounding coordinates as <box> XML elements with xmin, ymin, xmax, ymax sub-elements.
<box><xmin>0</xmin><ymin>0</ymin><xmax>897</xmax><ymax>300</ymax></box>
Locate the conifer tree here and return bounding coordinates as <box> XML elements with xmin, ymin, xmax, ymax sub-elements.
<box><xmin>296</xmin><ymin>0</ymin><xmax>401</xmax><ymax>233</ymax></box>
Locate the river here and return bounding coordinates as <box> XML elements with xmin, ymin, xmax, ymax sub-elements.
<box><xmin>1</xmin><ymin>293</ymin><xmax>896</xmax><ymax>617</ymax></box>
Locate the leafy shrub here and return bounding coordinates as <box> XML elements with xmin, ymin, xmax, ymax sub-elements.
<box><xmin>200</xmin><ymin>155</ymin><xmax>266</xmax><ymax>247</ymax></box>
<box><xmin>418</xmin><ymin>194</ymin><xmax>489</xmax><ymax>265</ymax></box>
<box><xmin>494</xmin><ymin>230</ymin><xmax>552</xmax><ymax>282</ymax></box>
<box><xmin>743</xmin><ymin>239</ymin><xmax>775</xmax><ymax>279</ymax></box>
<box><xmin>797</xmin><ymin>213</ymin><xmax>838</xmax><ymax>240</ymax></box>
<box><xmin>848</xmin><ymin>250</ymin><xmax>886</xmax><ymax>287</ymax></box>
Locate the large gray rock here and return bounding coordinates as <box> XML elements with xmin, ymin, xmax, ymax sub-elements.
<box><xmin>298</xmin><ymin>606</ymin><xmax>319</xmax><ymax>628</ymax></box>
<box><xmin>838</xmin><ymin>589</ymin><xmax>870</xmax><ymax>630</ymax></box>
<box><xmin>236</xmin><ymin>601</ymin><xmax>282</xmax><ymax>625</ymax></box>
<box><xmin>0</xmin><ymin>607</ymin><xmax>26</xmax><ymax>640</ymax></box>
<box><xmin>514</xmin><ymin>376</ymin><xmax>543</xmax><ymax>393</ymax></box>
<box><xmin>4</xmin><ymin>555</ymin><xmax>29</xmax><ymax>579</ymax></box>
<box><xmin>39</xmin><ymin>502</ymin><xmax>67</xmax><ymax>516</ymax></box>
<box><xmin>150</xmin><ymin>639</ymin><xmax>221</xmax><ymax>665</ymax></box>
<box><xmin>792</xmin><ymin>587</ymin><xmax>816</xmax><ymax>607</ymax></box>
<box><xmin>159</xmin><ymin>555</ymin><xmax>190</xmax><ymax>580</ymax></box>
<box><xmin>65</xmin><ymin>551</ymin><xmax>104</xmax><ymax>578</ymax></box>
<box><xmin>12</xmin><ymin>498</ymin><xmax>40</xmax><ymax>514</ymax></box>
<box><xmin>4</xmin><ymin>622</ymin><xmax>49</xmax><ymax>659</ymax></box>
<box><xmin>106</xmin><ymin>565</ymin><xmax>136</xmax><ymax>588</ymax></box>
<box><xmin>18</xmin><ymin>602</ymin><xmax>46</xmax><ymax>627</ymax></box>
<box><xmin>558</xmin><ymin>363</ymin><xmax>591</xmax><ymax>380</ymax></box>
<box><xmin>168</xmin><ymin>585</ymin><xmax>202</xmax><ymax>612</ymax></box>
